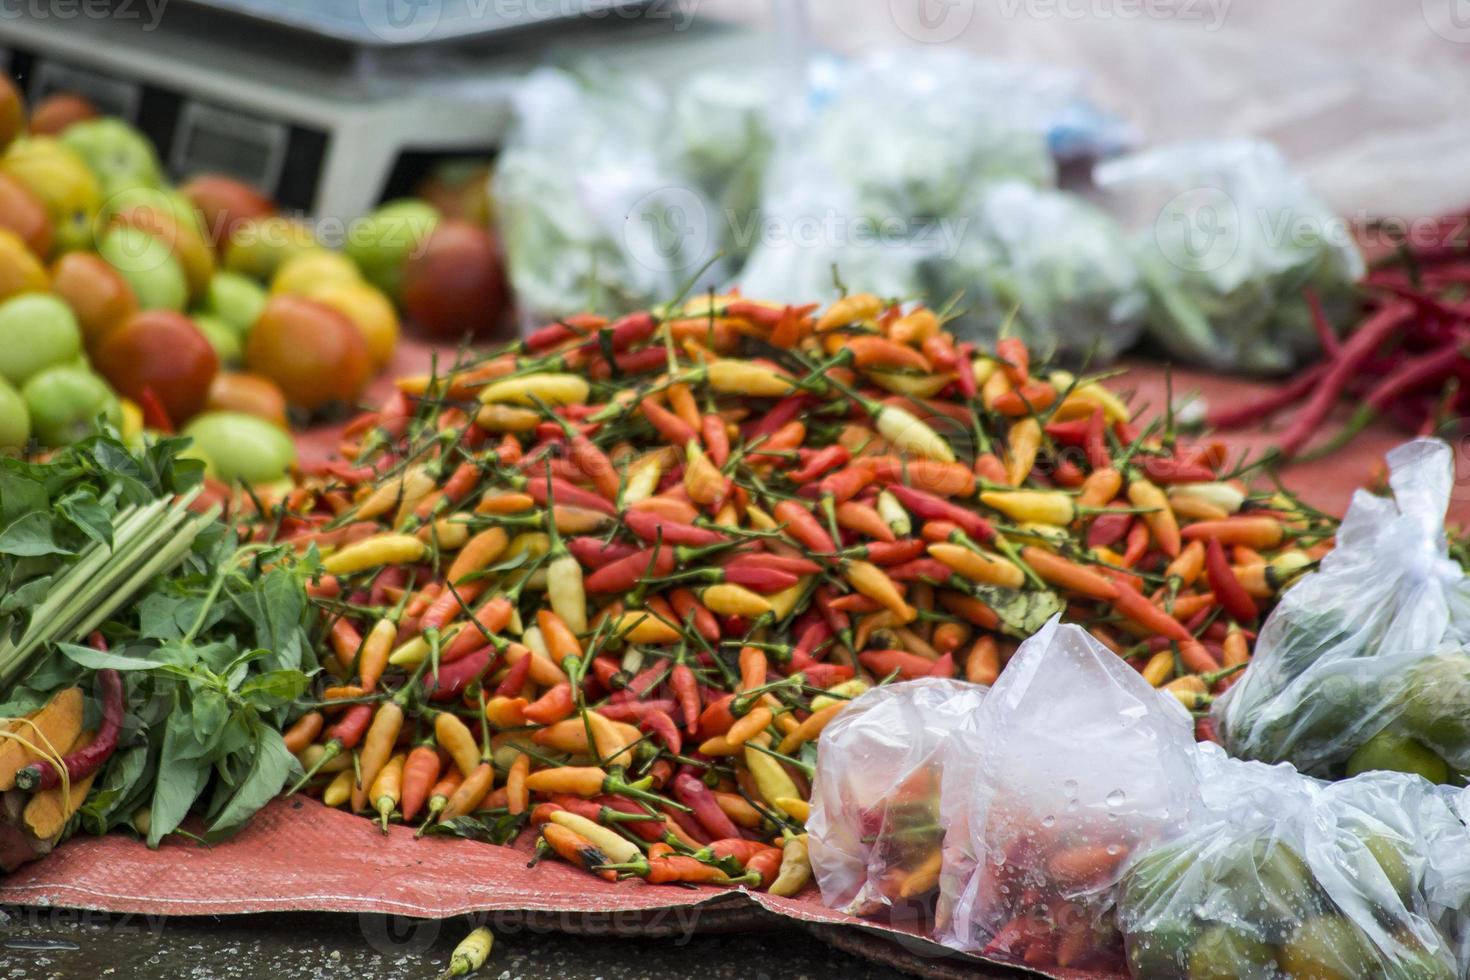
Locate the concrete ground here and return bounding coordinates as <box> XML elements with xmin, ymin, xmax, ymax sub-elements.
<box><xmin>0</xmin><ymin>907</ymin><xmax>908</xmax><ymax>980</ymax></box>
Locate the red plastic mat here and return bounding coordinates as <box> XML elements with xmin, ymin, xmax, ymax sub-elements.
<box><xmin>0</xmin><ymin>798</ymin><xmax>1096</xmax><ymax>979</ymax></box>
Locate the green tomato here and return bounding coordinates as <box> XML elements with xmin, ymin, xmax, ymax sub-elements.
<box><xmin>202</xmin><ymin>271</ymin><xmax>267</xmax><ymax>337</ymax></box>
<box><xmin>193</xmin><ymin>313</ymin><xmax>241</xmax><ymax>366</ymax></box>
<box><xmin>0</xmin><ymin>376</ymin><xmax>30</xmax><ymax>453</ymax></box>
<box><xmin>1352</xmin><ymin>830</ymin><xmax>1415</xmax><ymax>903</ymax></box>
<box><xmin>344</xmin><ymin>198</ymin><xmax>437</xmax><ymax>298</ymax></box>
<box><xmin>98</xmin><ymin>224</ymin><xmax>188</xmax><ymax>311</ymax></box>
<box><xmin>22</xmin><ymin>365</ymin><xmax>120</xmax><ymax>447</ymax></box>
<box><xmin>59</xmin><ymin>118</ymin><xmax>162</xmax><ymax>195</ymax></box>
<box><xmin>1393</xmin><ymin>653</ymin><xmax>1470</xmax><ymax>755</ymax></box>
<box><xmin>1346</xmin><ymin>731</ymin><xmax>1451</xmax><ymax>785</ymax></box>
<box><xmin>182</xmin><ymin>410</ymin><xmax>295</xmax><ymax>484</ymax></box>
<box><xmin>1187</xmin><ymin>925</ymin><xmax>1278</xmax><ymax>980</ymax></box>
<box><xmin>0</xmin><ymin>293</ymin><xmax>83</xmax><ymax>386</ymax></box>
<box><xmin>1380</xmin><ymin>934</ymin><xmax>1456</xmax><ymax>980</ymax></box>
<box><xmin>1280</xmin><ymin>917</ymin><xmax>1375</xmax><ymax>980</ymax></box>
<box><xmin>1125</xmin><ymin>923</ymin><xmax>1194</xmax><ymax>979</ymax></box>
<box><xmin>98</xmin><ymin>184</ymin><xmax>202</xmax><ymax>235</ymax></box>
<box><xmin>1215</xmin><ymin>840</ymin><xmax>1326</xmax><ymax>943</ymax></box>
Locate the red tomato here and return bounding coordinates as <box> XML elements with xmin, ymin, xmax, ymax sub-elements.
<box><xmin>244</xmin><ymin>295</ymin><xmax>370</xmax><ymax>412</ymax></box>
<box><xmin>400</xmin><ymin>219</ymin><xmax>508</xmax><ymax>341</ymax></box>
<box><xmin>95</xmin><ymin>310</ymin><xmax>219</xmax><ymax>426</ymax></box>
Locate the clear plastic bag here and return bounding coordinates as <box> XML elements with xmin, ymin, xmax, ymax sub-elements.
<box><xmin>806</xmin><ymin>677</ymin><xmax>989</xmax><ymax>918</ymax></box>
<box><xmin>924</xmin><ymin>181</ymin><xmax>1147</xmax><ymax>364</ymax></box>
<box><xmin>493</xmin><ymin>67</ymin><xmax>729</xmax><ymax>325</ymax></box>
<box><xmin>1117</xmin><ymin>746</ymin><xmax>1470</xmax><ymax>979</ymax></box>
<box><xmin>1094</xmin><ymin>139</ymin><xmax>1364</xmax><ymax>375</ymax></box>
<box><xmin>736</xmin><ymin>49</ymin><xmax>1055</xmax><ymax>306</ymax></box>
<box><xmin>938</xmin><ymin>617</ymin><xmax>1200</xmax><ymax>970</ymax></box>
<box><xmin>1215</xmin><ymin>438</ymin><xmax>1470</xmax><ymax>782</ymax></box>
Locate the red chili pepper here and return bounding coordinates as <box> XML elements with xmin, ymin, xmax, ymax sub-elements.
<box><xmin>814</xmin><ymin>585</ymin><xmax>850</xmax><ymax>639</ymax></box>
<box><xmin>1087</xmin><ymin>512</ymin><xmax>1132</xmax><ymax>549</ymax></box>
<box><xmin>724</xmin><ymin>552</ymin><xmax>824</xmax><ymax>577</ymax></box>
<box><xmin>701</xmin><ymin>414</ymin><xmax>731</xmax><ymax>468</ymax></box>
<box><xmin>423</xmin><ymin>647</ymin><xmax>496</xmax><ymax>702</ymax></box>
<box><xmin>15</xmin><ymin>669</ymin><xmax>124</xmax><ymax>791</ymax></box>
<box><xmin>673</xmin><ymin>772</ymin><xmax>743</xmax><ymax>840</ymax></box>
<box><xmin>793</xmin><ymin>620</ymin><xmax>832</xmax><ymax>661</ymax></box>
<box><xmin>525</xmin><ymin>316</ymin><xmax>597</xmax><ymax>352</ymax></box>
<box><xmin>137</xmin><ymin>386</ymin><xmax>175</xmax><ymax>434</ymax></box>
<box><xmin>1045</xmin><ymin>418</ymin><xmax>1091</xmax><ymax>446</ymax></box>
<box><xmin>1137</xmin><ymin>456</ymin><xmax>1218</xmax><ymax>484</ymax></box>
<box><xmin>585</xmin><ymin>547</ymin><xmax>675</xmax><ymax>593</ymax></box>
<box><xmin>571</xmin><ymin>310</ymin><xmax>656</xmax><ymax>357</ymax></box>
<box><xmin>796</xmin><ymin>662</ymin><xmax>855</xmax><ymax>686</ymax></box>
<box><xmin>859</xmin><ymin>649</ymin><xmax>937</xmax><ymax>680</ymax></box>
<box><xmin>668</xmin><ymin>588</ymin><xmax>720</xmax><ymax>642</ymax></box>
<box><xmin>789</xmin><ymin>445</ymin><xmax>851</xmax><ymax>484</ymax></box>
<box><xmin>748</xmin><ymin>395</ymin><xmax>812</xmax><ymax>439</ymax></box>
<box><xmin>641</xmin><ymin>397</ymin><xmax>700</xmax><ymax>446</ymax></box>
<box><xmin>640</xmin><ymin>709</ymin><xmax>682</xmax><ymax>756</ymax></box>
<box><xmin>846</xmin><ymin>538</ymin><xmax>926</xmax><ymax>565</ymax></box>
<box><xmin>885</xmin><ymin>485</ymin><xmax>994</xmax><ymax>543</ymax></box>
<box><xmin>814</xmin><ymin>465</ymin><xmax>875</xmax><ymax>503</ymax></box>
<box><xmin>493</xmin><ymin>652</ymin><xmax>534</xmax><ymax>698</ymax></box>
<box><xmin>671</xmin><ymin>661</ymin><xmax>702</xmax><ymax>734</ymax></box>
<box><xmin>955</xmin><ymin>344</ymin><xmax>978</xmax><ymax>399</ymax></box>
<box><xmin>523</xmin><ymin>683</ymin><xmax>575</xmax><ymax>724</ymax></box>
<box><xmin>567</xmin><ymin>536</ymin><xmax>638</xmax><ymax>569</ymax></box>
<box><xmin>885</xmin><ymin>557</ymin><xmax>955</xmax><ymax>583</ymax></box>
<box><xmin>928</xmin><ymin>652</ymin><xmax>955</xmax><ymax>678</ymax></box>
<box><xmin>1205</xmin><ymin>537</ymin><xmax>1258</xmax><ymax>623</ymax></box>
<box><xmin>625</xmin><ymin>509</ymin><xmax>728</xmax><ymax>547</ymax></box>
<box><xmin>597</xmin><ymin>698</ymin><xmax>677</xmax><ymax>722</ymax></box>
<box><xmin>721</xmin><ymin>564</ymin><xmax>799</xmax><ymax>593</ymax></box>
<box><xmin>589</xmin><ymin>345</ymin><xmax>668</xmax><ymax>379</ymax></box>
<box><xmin>524</xmin><ymin>470</ymin><xmax>618</xmax><ymax>517</ymax></box>
<box><xmin>773</xmin><ymin>499</ymin><xmax>837</xmax><ymax>554</ymax></box>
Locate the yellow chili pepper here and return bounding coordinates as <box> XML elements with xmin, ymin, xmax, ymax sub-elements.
<box><xmin>874</xmin><ymin>404</ymin><xmax>955</xmax><ymax>463</ymax></box>
<box><xmin>546</xmin><ymin>553</ymin><xmax>587</xmax><ymax>635</ymax></box>
<box><xmin>844</xmin><ymin>560</ymin><xmax>915</xmax><ymax>623</ymax></box>
<box><xmin>478</xmin><ymin>373</ymin><xmax>590</xmax><ymax>406</ymax></box>
<box><xmin>765</xmin><ymin>580</ymin><xmax>807</xmax><ymax>622</ymax></box>
<box><xmin>979</xmin><ymin>489</ymin><xmax>1075</xmax><ymax>526</ymax></box>
<box><xmin>322</xmin><ymin>768</ymin><xmax>353</xmax><ymax>808</ymax></box>
<box><xmin>371</xmin><ymin>751</ymin><xmax>406</xmax><ymax>831</ymax></box>
<box><xmin>322</xmin><ymin>533</ymin><xmax>427</xmax><ymax>575</ymax></box>
<box><xmin>474</xmin><ymin>403</ymin><xmax>542</xmax><ymax>432</ymax></box>
<box><xmin>702</xmin><ymin>583</ymin><xmax>772</xmax><ymax>617</ymax></box>
<box><xmin>548</xmin><ymin>810</ymin><xmax>641</xmax><ymax>864</ymax></box>
<box><xmin>706</xmin><ymin>359</ymin><xmax>797</xmax><ymax>398</ymax></box>
<box><xmin>352</xmin><ymin>701</ymin><xmax>405</xmax><ymax>812</ymax></box>
<box><xmin>773</xmin><ymin>797</ymin><xmax>810</xmax><ymax>822</ymax></box>
<box><xmin>435</xmin><ymin>712</ymin><xmax>482</xmax><ymax>778</ymax></box>
<box><xmin>1078</xmin><ymin>467</ymin><xmax>1123</xmax><ymax>509</ymax></box>
<box><xmin>810</xmin><ymin>679</ymin><xmax>869</xmax><ymax>713</ymax></box>
<box><xmin>777</xmin><ymin>702</ymin><xmax>844</xmax><ymax>754</ymax></box>
<box><xmin>355</xmin><ymin>465</ymin><xmax>433</xmax><ymax>521</ymax></box>
<box><xmin>1005</xmin><ymin>417</ymin><xmax>1041</xmax><ymax>486</ymax></box>
<box><xmin>684</xmin><ymin>442</ymin><xmax>727</xmax><ymax>505</ymax></box>
<box><xmin>1169</xmin><ymin>481</ymin><xmax>1246</xmax><ymax>514</ymax></box>
<box><xmin>814</xmin><ymin>292</ymin><xmax>882</xmax><ymax>332</ymax></box>
<box><xmin>621</xmin><ymin>452</ymin><xmax>665</xmax><ymax>504</ymax></box>
<box><xmin>1164</xmin><ymin>674</ymin><xmax>1210</xmax><ymax>710</ymax></box>
<box><xmin>611</xmin><ymin>610</ymin><xmax>683</xmax><ymax>645</ymax></box>
<box><xmin>1128</xmin><ymin>478</ymin><xmax>1180</xmax><ymax>558</ymax></box>
<box><xmin>1141</xmin><ymin>650</ymin><xmax>1175</xmax><ymax>687</ymax></box>
<box><xmin>769</xmin><ymin>833</ymin><xmax>813</xmax><ymax>897</ymax></box>
<box><xmin>744</xmin><ymin>733</ymin><xmax>799</xmax><ymax>807</ymax></box>
<box><xmin>926</xmin><ymin>543</ymin><xmax>1024</xmax><ymax>590</ymax></box>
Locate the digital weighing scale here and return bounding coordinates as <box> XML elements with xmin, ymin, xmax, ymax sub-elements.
<box><xmin>0</xmin><ymin>0</ymin><xmax>756</xmax><ymax>221</ymax></box>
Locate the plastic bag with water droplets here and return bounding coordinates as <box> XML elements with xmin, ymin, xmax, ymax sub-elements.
<box><xmin>806</xmin><ymin>677</ymin><xmax>988</xmax><ymax>920</ymax></box>
<box><xmin>1215</xmin><ymin>438</ymin><xmax>1470</xmax><ymax>781</ymax></box>
<box><xmin>1116</xmin><ymin>745</ymin><xmax>1470</xmax><ymax>979</ymax></box>
<box><xmin>923</xmin><ymin>181</ymin><xmax>1148</xmax><ymax>364</ymax></box>
<box><xmin>935</xmin><ymin>617</ymin><xmax>1200</xmax><ymax>971</ymax></box>
<box><xmin>1094</xmin><ymin>139</ymin><xmax>1363</xmax><ymax>375</ymax></box>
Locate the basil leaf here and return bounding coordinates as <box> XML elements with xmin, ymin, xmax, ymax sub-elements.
<box><xmin>238</xmin><ymin>669</ymin><xmax>309</xmax><ymax>708</ymax></box>
<box><xmin>0</xmin><ymin>511</ymin><xmax>65</xmax><ymax>557</ymax></box>
<box><xmin>58</xmin><ymin>642</ymin><xmax>171</xmax><ymax>671</ymax></box>
<box><xmin>207</xmin><ymin>728</ymin><xmax>293</xmax><ymax>838</ymax></box>
<box><xmin>149</xmin><ymin>704</ymin><xmax>209</xmax><ymax>847</ymax></box>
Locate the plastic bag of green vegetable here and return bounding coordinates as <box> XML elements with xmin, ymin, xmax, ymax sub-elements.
<box><xmin>1117</xmin><ymin>745</ymin><xmax>1470</xmax><ymax>979</ymax></box>
<box><xmin>923</xmin><ymin>181</ymin><xmax>1147</xmax><ymax>363</ymax></box>
<box><xmin>1215</xmin><ymin>438</ymin><xmax>1470</xmax><ymax>783</ymax></box>
<box><xmin>1094</xmin><ymin>139</ymin><xmax>1363</xmax><ymax>374</ymax></box>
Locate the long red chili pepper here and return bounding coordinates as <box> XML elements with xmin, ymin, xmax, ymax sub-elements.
<box><xmin>790</xmin><ymin>445</ymin><xmax>850</xmax><ymax>484</ymax></box>
<box><xmin>885</xmin><ymin>485</ymin><xmax>994</xmax><ymax>543</ymax></box>
<box><xmin>773</xmin><ymin>500</ymin><xmax>836</xmax><ymax>554</ymax></box>
<box><xmin>625</xmin><ymin>510</ymin><xmax>728</xmax><ymax>547</ymax></box>
<box><xmin>673</xmin><ymin>772</ymin><xmax>743</xmax><ymax>840</ymax></box>
<box><xmin>568</xmin><ymin>537</ymin><xmax>638</xmax><ymax>569</ymax></box>
<box><xmin>16</xmin><ymin>669</ymin><xmax>125</xmax><ymax>791</ymax></box>
<box><xmin>1205</xmin><ymin>537</ymin><xmax>1258</xmax><ymax>624</ymax></box>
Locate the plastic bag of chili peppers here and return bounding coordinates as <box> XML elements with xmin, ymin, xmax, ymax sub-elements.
<box><xmin>937</xmin><ymin>616</ymin><xmax>1200</xmax><ymax>971</ymax></box>
<box><xmin>1116</xmin><ymin>744</ymin><xmax>1470</xmax><ymax>979</ymax></box>
<box><xmin>1216</xmin><ymin>438</ymin><xmax>1470</xmax><ymax>783</ymax></box>
<box><xmin>806</xmin><ymin>677</ymin><xmax>989</xmax><ymax>918</ymax></box>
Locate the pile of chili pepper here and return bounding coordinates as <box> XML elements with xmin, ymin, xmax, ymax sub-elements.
<box><xmin>1209</xmin><ymin>226</ymin><xmax>1470</xmax><ymax>459</ymax></box>
<box><xmin>255</xmin><ymin>288</ymin><xmax>1336</xmax><ymax>894</ymax></box>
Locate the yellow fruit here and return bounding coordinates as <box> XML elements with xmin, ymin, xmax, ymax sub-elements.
<box><xmin>306</xmin><ymin>280</ymin><xmax>399</xmax><ymax>370</ymax></box>
<box><xmin>270</xmin><ymin>249</ymin><xmax>359</xmax><ymax>296</ymax></box>
<box><xmin>0</xmin><ymin>227</ymin><xmax>49</xmax><ymax>300</ymax></box>
<box><xmin>118</xmin><ymin>397</ymin><xmax>143</xmax><ymax>442</ymax></box>
<box><xmin>0</xmin><ymin>137</ymin><xmax>101</xmax><ymax>254</ymax></box>
<box><xmin>222</xmin><ymin>216</ymin><xmax>317</xmax><ymax>281</ymax></box>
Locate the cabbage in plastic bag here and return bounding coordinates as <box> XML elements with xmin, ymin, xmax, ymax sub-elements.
<box><xmin>1215</xmin><ymin>438</ymin><xmax>1470</xmax><ymax>781</ymax></box>
<box><xmin>493</xmin><ymin>68</ymin><xmax>728</xmax><ymax>323</ymax></box>
<box><xmin>806</xmin><ymin>677</ymin><xmax>988</xmax><ymax>919</ymax></box>
<box><xmin>737</xmin><ymin>49</ymin><xmax>1054</xmax><ymax>307</ymax></box>
<box><xmin>924</xmin><ymin>181</ymin><xmax>1147</xmax><ymax>363</ymax></box>
<box><xmin>1094</xmin><ymin>140</ymin><xmax>1364</xmax><ymax>374</ymax></box>
<box><xmin>1117</xmin><ymin>746</ymin><xmax>1470</xmax><ymax>979</ymax></box>
<box><xmin>938</xmin><ymin>617</ymin><xmax>1200</xmax><ymax>970</ymax></box>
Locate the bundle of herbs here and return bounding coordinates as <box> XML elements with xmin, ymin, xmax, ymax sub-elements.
<box><xmin>0</xmin><ymin>432</ymin><xmax>318</xmax><ymax>864</ymax></box>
